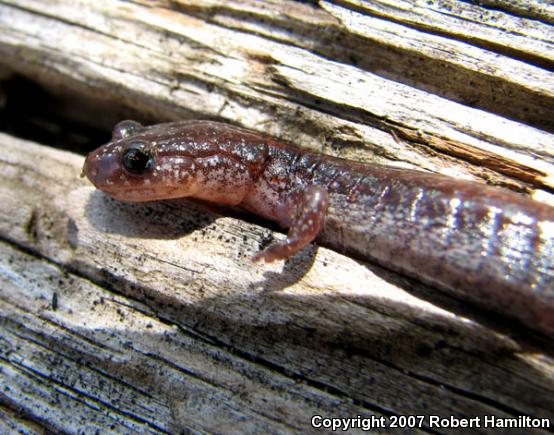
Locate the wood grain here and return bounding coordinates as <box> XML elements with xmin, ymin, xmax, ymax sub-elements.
<box><xmin>0</xmin><ymin>0</ymin><xmax>552</xmax><ymax>432</ymax></box>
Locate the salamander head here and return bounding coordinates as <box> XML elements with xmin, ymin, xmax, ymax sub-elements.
<box><xmin>83</xmin><ymin>120</ymin><xmax>198</xmax><ymax>202</ymax></box>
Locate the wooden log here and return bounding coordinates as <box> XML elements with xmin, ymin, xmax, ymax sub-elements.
<box><xmin>0</xmin><ymin>0</ymin><xmax>552</xmax><ymax>432</ymax></box>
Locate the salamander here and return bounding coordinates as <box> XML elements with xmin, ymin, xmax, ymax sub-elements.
<box><xmin>82</xmin><ymin>120</ymin><xmax>554</xmax><ymax>337</ymax></box>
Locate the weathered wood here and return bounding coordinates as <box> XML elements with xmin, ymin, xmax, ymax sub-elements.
<box><xmin>0</xmin><ymin>0</ymin><xmax>553</xmax><ymax>190</ymax></box>
<box><xmin>0</xmin><ymin>0</ymin><xmax>553</xmax><ymax>432</ymax></box>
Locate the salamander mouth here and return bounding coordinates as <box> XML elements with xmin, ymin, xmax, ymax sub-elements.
<box><xmin>93</xmin><ymin>181</ymin><xmax>191</xmax><ymax>203</ymax></box>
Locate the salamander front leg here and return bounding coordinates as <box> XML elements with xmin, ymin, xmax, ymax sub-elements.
<box><xmin>253</xmin><ymin>185</ymin><xmax>329</xmax><ymax>263</ymax></box>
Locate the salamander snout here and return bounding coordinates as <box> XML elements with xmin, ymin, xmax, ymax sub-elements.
<box><xmin>83</xmin><ymin>147</ymin><xmax>126</xmax><ymax>193</ymax></box>
<box><xmin>83</xmin><ymin>146</ymin><xmax>156</xmax><ymax>202</ymax></box>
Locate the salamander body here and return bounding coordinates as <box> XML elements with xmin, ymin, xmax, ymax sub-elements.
<box><xmin>83</xmin><ymin>120</ymin><xmax>554</xmax><ymax>336</ymax></box>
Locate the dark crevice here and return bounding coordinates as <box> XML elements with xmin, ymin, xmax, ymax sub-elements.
<box><xmin>0</xmin><ymin>75</ymin><xmax>111</xmax><ymax>154</ymax></box>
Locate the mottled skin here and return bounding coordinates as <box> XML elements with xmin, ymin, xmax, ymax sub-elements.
<box><xmin>83</xmin><ymin>120</ymin><xmax>554</xmax><ymax>337</ymax></box>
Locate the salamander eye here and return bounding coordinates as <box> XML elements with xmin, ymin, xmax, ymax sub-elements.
<box><xmin>122</xmin><ymin>143</ymin><xmax>154</xmax><ymax>174</ymax></box>
<box><xmin>112</xmin><ymin>120</ymin><xmax>143</xmax><ymax>140</ymax></box>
